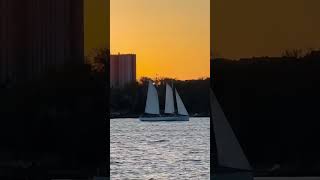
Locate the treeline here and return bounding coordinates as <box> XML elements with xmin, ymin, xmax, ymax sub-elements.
<box><xmin>211</xmin><ymin>50</ymin><xmax>320</xmax><ymax>176</ymax></box>
<box><xmin>110</xmin><ymin>77</ymin><xmax>210</xmax><ymax>118</ymax></box>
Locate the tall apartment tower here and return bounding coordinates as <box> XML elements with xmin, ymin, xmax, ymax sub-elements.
<box><xmin>0</xmin><ymin>0</ymin><xmax>84</xmax><ymax>85</ymax></box>
<box><xmin>110</xmin><ymin>54</ymin><xmax>136</xmax><ymax>88</ymax></box>
<box><xmin>1</xmin><ymin>0</ymin><xmax>109</xmax><ymax>177</ymax></box>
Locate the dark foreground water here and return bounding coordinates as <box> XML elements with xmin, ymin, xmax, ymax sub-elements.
<box><xmin>111</xmin><ymin>117</ymin><xmax>210</xmax><ymax>179</ymax></box>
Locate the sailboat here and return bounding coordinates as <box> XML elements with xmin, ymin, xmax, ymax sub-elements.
<box><xmin>139</xmin><ymin>81</ymin><xmax>189</xmax><ymax>121</ymax></box>
<box><xmin>210</xmin><ymin>89</ymin><xmax>254</xmax><ymax>180</ymax></box>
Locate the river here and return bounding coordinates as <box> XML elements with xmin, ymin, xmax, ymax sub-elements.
<box><xmin>110</xmin><ymin>117</ymin><xmax>210</xmax><ymax>179</ymax></box>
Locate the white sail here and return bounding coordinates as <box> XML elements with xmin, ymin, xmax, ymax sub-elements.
<box><xmin>145</xmin><ymin>81</ymin><xmax>160</xmax><ymax>114</ymax></box>
<box><xmin>165</xmin><ymin>84</ymin><xmax>175</xmax><ymax>114</ymax></box>
<box><xmin>175</xmin><ymin>89</ymin><xmax>189</xmax><ymax>116</ymax></box>
<box><xmin>210</xmin><ymin>89</ymin><xmax>252</xmax><ymax>171</ymax></box>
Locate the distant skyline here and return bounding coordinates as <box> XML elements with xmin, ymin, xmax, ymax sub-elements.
<box><xmin>212</xmin><ymin>0</ymin><xmax>320</xmax><ymax>59</ymax></box>
<box><xmin>111</xmin><ymin>0</ymin><xmax>210</xmax><ymax>80</ymax></box>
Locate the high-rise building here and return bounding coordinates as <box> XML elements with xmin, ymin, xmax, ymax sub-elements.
<box><xmin>0</xmin><ymin>0</ymin><xmax>84</xmax><ymax>85</ymax></box>
<box><xmin>110</xmin><ymin>53</ymin><xmax>136</xmax><ymax>88</ymax></box>
<box><xmin>0</xmin><ymin>0</ymin><xmax>109</xmax><ymax>177</ymax></box>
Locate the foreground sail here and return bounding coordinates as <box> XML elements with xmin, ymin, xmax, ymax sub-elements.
<box><xmin>210</xmin><ymin>89</ymin><xmax>253</xmax><ymax>180</ymax></box>
<box><xmin>144</xmin><ymin>81</ymin><xmax>160</xmax><ymax>115</ymax></box>
<box><xmin>175</xmin><ymin>89</ymin><xmax>189</xmax><ymax>116</ymax></box>
<box><xmin>140</xmin><ymin>83</ymin><xmax>189</xmax><ymax>121</ymax></box>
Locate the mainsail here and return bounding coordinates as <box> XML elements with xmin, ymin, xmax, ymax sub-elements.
<box><xmin>165</xmin><ymin>84</ymin><xmax>175</xmax><ymax>114</ymax></box>
<box><xmin>210</xmin><ymin>89</ymin><xmax>252</xmax><ymax>171</ymax></box>
<box><xmin>175</xmin><ymin>89</ymin><xmax>189</xmax><ymax>116</ymax></box>
<box><xmin>145</xmin><ymin>81</ymin><xmax>160</xmax><ymax>114</ymax></box>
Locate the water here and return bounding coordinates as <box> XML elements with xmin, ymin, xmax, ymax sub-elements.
<box><xmin>110</xmin><ymin>117</ymin><xmax>210</xmax><ymax>180</ymax></box>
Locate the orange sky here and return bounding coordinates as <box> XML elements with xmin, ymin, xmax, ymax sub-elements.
<box><xmin>111</xmin><ymin>0</ymin><xmax>210</xmax><ymax>80</ymax></box>
<box><xmin>84</xmin><ymin>0</ymin><xmax>109</xmax><ymax>56</ymax></box>
<box><xmin>212</xmin><ymin>0</ymin><xmax>320</xmax><ymax>59</ymax></box>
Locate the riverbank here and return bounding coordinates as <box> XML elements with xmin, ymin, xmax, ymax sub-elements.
<box><xmin>110</xmin><ymin>113</ymin><xmax>210</xmax><ymax>119</ymax></box>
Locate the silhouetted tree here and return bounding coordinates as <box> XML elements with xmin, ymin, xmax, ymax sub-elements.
<box><xmin>282</xmin><ymin>48</ymin><xmax>303</xmax><ymax>58</ymax></box>
<box><xmin>86</xmin><ymin>48</ymin><xmax>108</xmax><ymax>73</ymax></box>
<box><xmin>110</xmin><ymin>77</ymin><xmax>210</xmax><ymax>117</ymax></box>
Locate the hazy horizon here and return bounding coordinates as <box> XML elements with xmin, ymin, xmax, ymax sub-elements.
<box><xmin>136</xmin><ymin>76</ymin><xmax>210</xmax><ymax>82</ymax></box>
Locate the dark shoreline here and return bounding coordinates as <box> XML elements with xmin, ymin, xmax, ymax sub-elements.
<box><xmin>110</xmin><ymin>114</ymin><xmax>210</xmax><ymax>119</ymax></box>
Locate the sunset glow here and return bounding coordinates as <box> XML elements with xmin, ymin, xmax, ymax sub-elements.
<box><xmin>111</xmin><ymin>0</ymin><xmax>210</xmax><ymax>80</ymax></box>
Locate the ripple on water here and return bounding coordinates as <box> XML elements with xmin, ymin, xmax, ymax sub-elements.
<box><xmin>111</xmin><ymin>117</ymin><xmax>210</xmax><ymax>180</ymax></box>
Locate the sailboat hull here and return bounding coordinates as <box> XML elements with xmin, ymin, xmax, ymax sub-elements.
<box><xmin>139</xmin><ymin>115</ymin><xmax>189</xmax><ymax>121</ymax></box>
